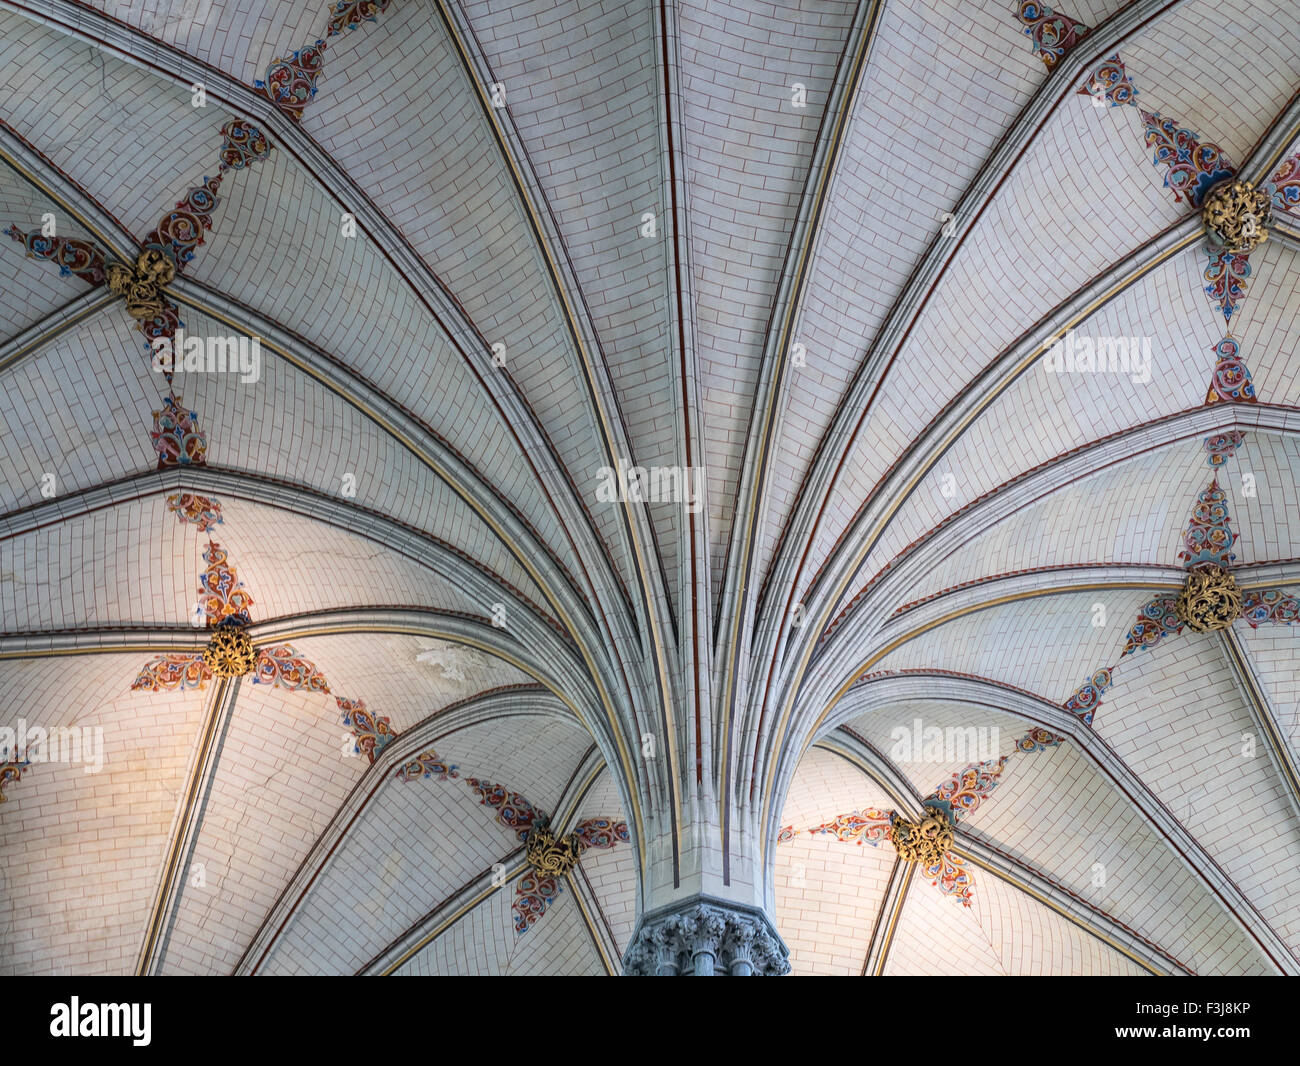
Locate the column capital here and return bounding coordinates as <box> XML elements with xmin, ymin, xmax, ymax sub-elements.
<box><xmin>623</xmin><ymin>897</ymin><xmax>790</xmax><ymax>976</ymax></box>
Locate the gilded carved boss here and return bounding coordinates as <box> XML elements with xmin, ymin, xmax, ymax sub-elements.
<box><xmin>1202</xmin><ymin>179</ymin><xmax>1272</xmax><ymax>254</ymax></box>
<box><xmin>202</xmin><ymin>625</ymin><xmax>257</xmax><ymax>678</ymax></box>
<box><xmin>525</xmin><ymin>820</ymin><xmax>582</xmax><ymax>878</ymax></box>
<box><xmin>1176</xmin><ymin>563</ymin><xmax>1243</xmax><ymax>633</ymax></box>
<box><xmin>888</xmin><ymin>806</ymin><xmax>954</xmax><ymax>866</ymax></box>
<box><xmin>105</xmin><ymin>248</ymin><xmax>177</xmax><ymax>324</ymax></box>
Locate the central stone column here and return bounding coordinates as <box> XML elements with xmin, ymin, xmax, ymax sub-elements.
<box><xmin>622</xmin><ymin>897</ymin><xmax>790</xmax><ymax>976</ymax></box>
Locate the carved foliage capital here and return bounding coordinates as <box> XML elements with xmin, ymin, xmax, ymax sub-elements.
<box><xmin>624</xmin><ymin>903</ymin><xmax>790</xmax><ymax>976</ymax></box>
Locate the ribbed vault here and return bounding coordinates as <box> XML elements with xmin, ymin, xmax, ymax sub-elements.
<box><xmin>1</xmin><ymin>0</ymin><xmax>1297</xmax><ymax>974</ymax></box>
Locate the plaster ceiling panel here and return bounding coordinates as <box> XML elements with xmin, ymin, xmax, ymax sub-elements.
<box><xmin>1120</xmin><ymin>0</ymin><xmax>1300</xmax><ymax>174</ymax></box>
<box><xmin>757</xmin><ymin>0</ymin><xmax>1047</xmax><ymax>595</ymax></box>
<box><xmin>0</xmin><ymin>652</ymin><xmax>207</xmax><ymax>976</ymax></box>
<box><xmin>459</xmin><ymin>0</ymin><xmax>686</xmax><ymax>612</ymax></box>
<box><xmin>856</xmin><ymin>247</ymin><xmax>1300</xmax><ymax>602</ymax></box>
<box><xmin>777</xmin><ymin>0</ymin><xmax>1300</xmax><ymax>616</ymax></box>
<box><xmin>775</xmin><ymin>827</ymin><xmax>894</xmax><ymax>976</ymax></box>
<box><xmin>839</xmin><ymin>698</ymin><xmax>1017</xmax><ymax>804</ymax></box>
<box><xmin>774</xmin><ymin>745</ymin><xmax>899</xmax><ymax>975</ymax></box>
<box><xmin>677</xmin><ymin>0</ymin><xmax>857</xmax><ymax>607</ymax></box>
<box><xmin>0</xmin><ymin>9</ymin><xmax>240</xmax><ymax>240</ymax></box>
<box><xmin>877</xmin><ymin>440</ymin><xmax>1230</xmax><ymax>613</ymax></box>
<box><xmin>295</xmin><ymin>1</ymin><xmax>638</xmax><ymax>599</ymax></box>
<box><xmin>170</xmin><ymin>139</ymin><xmax>577</xmax><ymax>582</ymax></box>
<box><xmin>82</xmin><ymin>0</ymin><xmax>324</xmax><ymax>87</ymax></box>
<box><xmin>884</xmin><ymin>863</ymin><xmax>1148</xmax><ymax>975</ymax></box>
<box><xmin>868</xmin><ymin>587</ymin><xmax>1172</xmax><ymax>706</ymax></box>
<box><xmin>390</xmin><ymin>883</ymin><xmax>516</xmax><ymax>976</ymax></box>
<box><xmin>968</xmin><ymin>737</ymin><xmax>1275</xmax><ymax>974</ymax></box>
<box><xmin>779</xmin><ymin>87</ymin><xmax>1185</xmax><ymax>613</ymax></box>
<box><xmin>0</xmin><ymin>303</ymin><xmax>551</xmax><ymax>612</ymax></box>
<box><xmin>0</xmin><ymin>305</ymin><xmax>156</xmax><ymax>513</ymax></box>
<box><xmin>391</xmin><ymin>876</ymin><xmax>605</xmax><ymax>976</ymax></box>
<box><xmin>1237</xmin><ymin>623</ymin><xmax>1300</xmax><ymax>746</ymax></box>
<box><xmin>573</xmin><ymin>767</ymin><xmax>636</xmax><ymax>955</ymax></box>
<box><xmin>0</xmin><ymin>495</ymin><xmax>482</xmax><ymax>633</ymax></box>
<box><xmin>1095</xmin><ymin>629</ymin><xmax>1300</xmax><ymax>954</ymax></box>
<box><xmin>0</xmin><ymin>163</ymin><xmax>104</xmax><ymax>334</ymax></box>
<box><xmin>161</xmin><ymin>675</ymin><xmax>565</xmax><ymax>975</ymax></box>
<box><xmin>780</xmin><ymin>743</ymin><xmax>895</xmax><ymax>830</ymax></box>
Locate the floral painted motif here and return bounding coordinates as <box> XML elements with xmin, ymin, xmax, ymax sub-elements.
<box><xmin>138</xmin><ymin>294</ymin><xmax>185</xmax><ymax>354</ymax></box>
<box><xmin>337</xmin><ymin>697</ymin><xmax>394</xmax><ymax>763</ymax></box>
<box><xmin>151</xmin><ymin>394</ymin><xmax>208</xmax><ymax>467</ymax></box>
<box><xmin>573</xmin><ymin>818</ymin><xmax>630</xmax><ymax>850</ymax></box>
<box><xmin>326</xmin><ymin>0</ymin><xmax>391</xmax><ymax>36</ymax></box>
<box><xmin>256</xmin><ymin>41</ymin><xmax>327</xmax><ymax>122</ymax></box>
<box><xmin>1240</xmin><ymin>589</ymin><xmax>1299</xmax><ymax>627</ymax></box>
<box><xmin>465</xmin><ymin>778</ymin><xmax>541</xmax><ymax>840</ymax></box>
<box><xmin>1077</xmin><ymin>54</ymin><xmax>1138</xmax><ymax>107</ymax></box>
<box><xmin>923</xmin><ymin>851</ymin><xmax>973</xmax><ymax>906</ymax></box>
<box><xmin>1204</xmin><ymin>337</ymin><xmax>1257</xmax><ymax>404</ymax></box>
<box><xmin>252</xmin><ymin>645</ymin><xmax>331</xmax><ymax>693</ymax></box>
<box><xmin>1140</xmin><ymin>110</ymin><xmax>1235</xmax><ymax>207</ymax></box>
<box><xmin>395</xmin><ymin>749</ymin><xmax>459</xmax><ymax>783</ymax></box>
<box><xmin>781</xmin><ymin>805</ymin><xmax>977</xmax><ymax>904</ymax></box>
<box><xmin>925</xmin><ymin>758</ymin><xmax>1008</xmax><ymax>821</ymax></box>
<box><xmin>1016</xmin><ymin>726</ymin><xmax>1064</xmax><ymax>753</ymax></box>
<box><xmin>217</xmin><ymin>119</ymin><xmax>272</xmax><ymax>172</ymax></box>
<box><xmin>1015</xmin><ymin>2</ymin><xmax>1090</xmax><ymax>70</ymax></box>
<box><xmin>807</xmin><ymin>809</ymin><xmax>893</xmax><ymax>846</ymax></box>
<box><xmin>142</xmin><ymin>174</ymin><xmax>223</xmax><ymax>272</ymax></box>
<box><xmin>1204</xmin><ymin>248</ymin><xmax>1251</xmax><ymax>322</ymax></box>
<box><xmin>1178</xmin><ymin>480</ymin><xmax>1236</xmax><ymax>568</ymax></box>
<box><xmin>5</xmin><ymin>224</ymin><xmax>107</xmax><ymax>285</ymax></box>
<box><xmin>0</xmin><ymin>755</ymin><xmax>29</xmax><ymax>803</ymax></box>
<box><xmin>513</xmin><ymin>871</ymin><xmax>562</xmax><ymax>934</ymax></box>
<box><xmin>1203</xmin><ymin>431</ymin><xmax>1246</xmax><ymax>468</ymax></box>
<box><xmin>1123</xmin><ymin>596</ymin><xmax>1182</xmax><ymax>655</ymax></box>
<box><xmin>131</xmin><ymin>652</ymin><xmax>212</xmax><ymax>692</ymax></box>
<box><xmin>198</xmin><ymin>542</ymin><xmax>254</xmax><ymax>626</ymax></box>
<box><xmin>1264</xmin><ymin>151</ymin><xmax>1300</xmax><ymax>213</ymax></box>
<box><xmin>166</xmin><ymin>492</ymin><xmax>223</xmax><ymax>532</ymax></box>
<box><xmin>1062</xmin><ymin>668</ymin><xmax>1112</xmax><ymax>726</ymax></box>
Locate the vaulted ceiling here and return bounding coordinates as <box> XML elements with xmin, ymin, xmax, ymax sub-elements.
<box><xmin>1</xmin><ymin>0</ymin><xmax>1298</xmax><ymax>976</ymax></box>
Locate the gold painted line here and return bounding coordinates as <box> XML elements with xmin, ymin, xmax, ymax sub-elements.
<box><xmin>815</xmin><ymin>739</ymin><xmax>916</xmax><ymax>815</ymax></box>
<box><xmin>759</xmin><ymin>233</ymin><xmax>1199</xmax><ymax>841</ymax></box>
<box><xmin>428</xmin><ymin>1</ymin><xmax>671</xmax><ymax>876</ymax></box>
<box><xmin>379</xmin><ymin>857</ymin><xmax>530</xmax><ymax>975</ymax></box>
<box><xmin>454</xmin><ymin>22</ymin><xmax>675</xmax><ymax>856</ymax></box>
<box><xmin>1221</xmin><ymin>635</ymin><xmax>1300</xmax><ymax>807</ymax></box>
<box><xmin>0</xmin><ymin>149</ymin><xmax>136</xmax><ymax>259</ymax></box>
<box><xmin>809</xmin><ymin>581</ymin><xmax>1169</xmax><ymax>759</ymax></box>
<box><xmin>174</xmin><ymin>292</ymin><xmax>648</xmax><ymax>876</ymax></box>
<box><xmin>871</xmin><ymin>860</ymin><xmax>913</xmax><ymax>976</ymax></box>
<box><xmin>1248</xmin><ymin>118</ymin><xmax>1300</xmax><ymax>184</ymax></box>
<box><xmin>0</xmin><ymin>295</ymin><xmax>118</xmax><ymax>375</ymax></box>
<box><xmin>720</xmin><ymin>0</ymin><xmax>884</xmax><ymax>832</ymax></box>
<box><xmin>952</xmin><ymin>846</ymin><xmax>1164</xmax><ymax>976</ymax></box>
<box><xmin>0</xmin><ymin>642</ymin><xmax>197</xmax><ymax>659</ymax></box>
<box><xmin>567</xmin><ymin>870</ymin><xmax>616</xmax><ymax>976</ymax></box>
<box><xmin>431</xmin><ymin>2</ymin><xmax>670</xmax><ymax>873</ymax></box>
<box><xmin>135</xmin><ymin>675</ymin><xmax>232</xmax><ymax>975</ymax></box>
<box><xmin>553</xmin><ymin>761</ymin><xmax>605</xmax><ymax>832</ymax></box>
